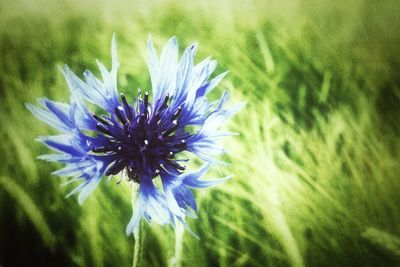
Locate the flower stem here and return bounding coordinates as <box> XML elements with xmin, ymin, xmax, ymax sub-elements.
<box><xmin>173</xmin><ymin>221</ymin><xmax>184</xmax><ymax>267</ymax></box>
<box><xmin>132</xmin><ymin>222</ymin><xmax>143</xmax><ymax>267</ymax></box>
<box><xmin>131</xmin><ymin>182</ymin><xmax>143</xmax><ymax>267</ymax></box>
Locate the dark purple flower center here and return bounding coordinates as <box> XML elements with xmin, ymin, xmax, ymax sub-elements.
<box><xmin>91</xmin><ymin>92</ymin><xmax>190</xmax><ymax>183</ymax></box>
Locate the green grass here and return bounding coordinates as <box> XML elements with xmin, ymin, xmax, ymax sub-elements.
<box><xmin>1</xmin><ymin>0</ymin><xmax>400</xmax><ymax>266</ymax></box>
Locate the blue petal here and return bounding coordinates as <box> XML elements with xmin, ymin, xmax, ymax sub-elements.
<box><xmin>172</xmin><ymin>43</ymin><xmax>197</xmax><ymax>110</ymax></box>
<box><xmin>26</xmin><ymin>102</ymin><xmax>72</xmax><ymax>133</ymax></box>
<box><xmin>64</xmin><ymin>176</ymin><xmax>102</xmax><ymax>204</ymax></box>
<box><xmin>179</xmin><ymin>97</ymin><xmax>208</xmax><ymax>125</ymax></box>
<box><xmin>64</xmin><ymin>159</ymin><xmax>106</xmax><ymax>204</ymax></box>
<box><xmin>147</xmin><ymin>36</ymin><xmax>160</xmax><ymax>101</ymax></box>
<box><xmin>196</xmin><ymin>71</ymin><xmax>228</xmax><ymax>98</ymax></box>
<box><xmin>39</xmin><ymin>98</ymin><xmax>75</xmax><ymax>129</ymax></box>
<box><xmin>186</xmin><ymin>135</ymin><xmax>226</xmax><ymax>163</ymax></box>
<box><xmin>126</xmin><ymin>190</ymin><xmax>147</xmax><ymax>235</ymax></box>
<box><xmin>63</xmin><ymin>65</ymin><xmax>104</xmax><ymax>106</ymax></box>
<box><xmin>173</xmin><ymin>185</ymin><xmax>197</xmax><ymax>212</ymax></box>
<box><xmin>160</xmin><ymin>173</ymin><xmax>185</xmax><ymax>217</ymax></box>
<box><xmin>141</xmin><ymin>179</ymin><xmax>172</xmax><ymax>225</ymax></box>
<box><xmin>158</xmin><ymin>37</ymin><xmax>178</xmax><ymax>97</ymax></box>
<box><xmin>78</xmin><ymin>177</ymin><xmax>102</xmax><ymax>204</ymax></box>
<box><xmin>37</xmin><ymin>135</ymin><xmax>81</xmax><ymax>156</ymax></box>
<box><xmin>185</xmin><ymin>58</ymin><xmax>217</xmax><ymax>106</ymax></box>
<box><xmin>52</xmin><ymin>161</ymin><xmax>94</xmax><ymax>177</ymax></box>
<box><xmin>63</xmin><ymin>59</ymin><xmax>119</xmax><ymax>113</ymax></box>
<box><xmin>148</xmin><ymin>36</ymin><xmax>179</xmax><ymax>107</ymax></box>
<box><xmin>127</xmin><ymin>178</ymin><xmax>173</xmax><ymax>235</ymax></box>
<box><xmin>202</xmin><ymin>98</ymin><xmax>246</xmax><ymax>133</ymax></box>
<box><xmin>185</xmin><ymin>175</ymin><xmax>232</xmax><ymax>189</ymax></box>
<box><xmin>69</xmin><ymin>96</ymin><xmax>97</xmax><ymax>131</ymax></box>
<box><xmin>37</xmin><ymin>153</ymin><xmax>72</xmax><ymax>162</ymax></box>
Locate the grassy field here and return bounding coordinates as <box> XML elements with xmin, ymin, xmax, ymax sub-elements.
<box><xmin>1</xmin><ymin>0</ymin><xmax>400</xmax><ymax>266</ymax></box>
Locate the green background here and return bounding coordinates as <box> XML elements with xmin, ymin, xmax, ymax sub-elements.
<box><xmin>0</xmin><ymin>0</ymin><xmax>399</xmax><ymax>266</ymax></box>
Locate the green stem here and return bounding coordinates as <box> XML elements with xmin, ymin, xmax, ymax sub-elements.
<box><xmin>132</xmin><ymin>222</ymin><xmax>143</xmax><ymax>267</ymax></box>
<box><xmin>173</xmin><ymin>221</ymin><xmax>184</xmax><ymax>267</ymax></box>
<box><xmin>131</xmin><ymin>183</ymin><xmax>143</xmax><ymax>267</ymax></box>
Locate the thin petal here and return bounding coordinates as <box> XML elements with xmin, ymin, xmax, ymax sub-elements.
<box><xmin>172</xmin><ymin>43</ymin><xmax>197</xmax><ymax>109</ymax></box>
<box><xmin>39</xmin><ymin>98</ymin><xmax>74</xmax><ymax>128</ymax></box>
<box><xmin>140</xmin><ymin>179</ymin><xmax>172</xmax><ymax>225</ymax></box>
<box><xmin>78</xmin><ymin>177</ymin><xmax>102</xmax><ymax>204</ymax></box>
<box><xmin>37</xmin><ymin>154</ymin><xmax>72</xmax><ymax>162</ymax></box>
<box><xmin>185</xmin><ymin>175</ymin><xmax>232</xmax><ymax>189</ymax></box>
<box><xmin>63</xmin><ymin>65</ymin><xmax>104</xmax><ymax>106</ymax></box>
<box><xmin>157</xmin><ymin>36</ymin><xmax>178</xmax><ymax>99</ymax></box>
<box><xmin>196</xmin><ymin>71</ymin><xmax>228</xmax><ymax>98</ymax></box>
<box><xmin>173</xmin><ymin>185</ymin><xmax>197</xmax><ymax>212</ymax></box>
<box><xmin>52</xmin><ymin>161</ymin><xmax>93</xmax><ymax>177</ymax></box>
<box><xmin>36</xmin><ymin>135</ymin><xmax>80</xmax><ymax>155</ymax></box>
<box><xmin>147</xmin><ymin>36</ymin><xmax>160</xmax><ymax>101</ymax></box>
<box><xmin>126</xmin><ymin>192</ymin><xmax>146</xmax><ymax>235</ymax></box>
<box><xmin>26</xmin><ymin>103</ymin><xmax>71</xmax><ymax>132</ymax></box>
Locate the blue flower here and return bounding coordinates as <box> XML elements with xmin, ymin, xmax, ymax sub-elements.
<box><xmin>27</xmin><ymin>35</ymin><xmax>245</xmax><ymax>235</ymax></box>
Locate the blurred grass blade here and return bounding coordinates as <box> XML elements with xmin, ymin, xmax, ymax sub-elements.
<box><xmin>0</xmin><ymin>176</ymin><xmax>56</xmax><ymax>249</ymax></box>
<box><xmin>362</xmin><ymin>227</ymin><xmax>400</xmax><ymax>261</ymax></box>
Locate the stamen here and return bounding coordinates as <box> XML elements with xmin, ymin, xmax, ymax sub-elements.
<box><xmin>144</xmin><ymin>92</ymin><xmax>149</xmax><ymax>108</ymax></box>
<box><xmin>175</xmin><ymin>139</ymin><xmax>187</xmax><ymax>148</ymax></box>
<box><xmin>127</xmin><ymin>166</ymin><xmax>139</xmax><ymax>182</ymax></box>
<box><xmin>172</xmin><ymin>106</ymin><xmax>182</xmax><ymax>119</ymax></box>
<box><xmin>162</xmin><ymin>120</ymin><xmax>179</xmax><ymax>137</ymax></box>
<box><xmin>106</xmin><ymin>159</ymin><xmax>126</xmax><ymax>176</ymax></box>
<box><xmin>92</xmin><ymin>146</ymin><xmax>112</xmax><ymax>153</ymax></box>
<box><xmin>91</xmin><ymin>113</ymin><xmax>110</xmax><ymax>126</ymax></box>
<box><xmin>168</xmin><ymin>160</ymin><xmax>186</xmax><ymax>171</ymax></box>
<box><xmin>120</xmin><ymin>93</ymin><xmax>133</xmax><ymax>119</ymax></box>
<box><xmin>159</xmin><ymin>94</ymin><xmax>169</xmax><ymax>111</ymax></box>
<box><xmin>115</xmin><ymin>106</ymin><xmax>128</xmax><ymax>125</ymax></box>
<box><xmin>96</xmin><ymin>123</ymin><xmax>112</xmax><ymax>136</ymax></box>
<box><xmin>137</xmin><ymin>114</ymin><xmax>146</xmax><ymax>138</ymax></box>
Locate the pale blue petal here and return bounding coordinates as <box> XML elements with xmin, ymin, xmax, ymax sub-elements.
<box><xmin>185</xmin><ymin>175</ymin><xmax>232</xmax><ymax>189</ymax></box>
<box><xmin>63</xmin><ymin>66</ymin><xmax>105</xmax><ymax>106</ymax></box>
<box><xmin>26</xmin><ymin>103</ymin><xmax>71</xmax><ymax>132</ymax></box>
<box><xmin>36</xmin><ymin>135</ymin><xmax>78</xmax><ymax>155</ymax></box>
<box><xmin>78</xmin><ymin>177</ymin><xmax>101</xmax><ymax>204</ymax></box>
<box><xmin>173</xmin><ymin>185</ymin><xmax>197</xmax><ymax>212</ymax></box>
<box><xmin>147</xmin><ymin>36</ymin><xmax>160</xmax><ymax>102</ymax></box>
<box><xmin>52</xmin><ymin>161</ymin><xmax>93</xmax><ymax>177</ymax></box>
<box><xmin>188</xmin><ymin>138</ymin><xmax>225</xmax><ymax>155</ymax></box>
<box><xmin>201</xmin><ymin>100</ymin><xmax>246</xmax><ymax>133</ymax></box>
<box><xmin>149</xmin><ymin>36</ymin><xmax>179</xmax><ymax>106</ymax></box>
<box><xmin>186</xmin><ymin>58</ymin><xmax>216</xmax><ymax>105</ymax></box>
<box><xmin>181</xmin><ymin>164</ymin><xmax>210</xmax><ymax>183</ymax></box>
<box><xmin>157</xmin><ymin>36</ymin><xmax>178</xmax><ymax>99</ymax></box>
<box><xmin>37</xmin><ymin>154</ymin><xmax>72</xmax><ymax>162</ymax></box>
<box><xmin>65</xmin><ymin>180</ymin><xmax>87</xmax><ymax>199</ymax></box>
<box><xmin>69</xmin><ymin>96</ymin><xmax>97</xmax><ymax>131</ymax></box>
<box><xmin>126</xmin><ymin>192</ymin><xmax>147</xmax><ymax>235</ymax></box>
<box><xmin>141</xmin><ymin>180</ymin><xmax>172</xmax><ymax>225</ymax></box>
<box><xmin>172</xmin><ymin>163</ymin><xmax>231</xmax><ymax>191</ymax></box>
<box><xmin>172</xmin><ymin>43</ymin><xmax>197</xmax><ymax>109</ymax></box>
<box><xmin>38</xmin><ymin>98</ymin><xmax>74</xmax><ymax>128</ymax></box>
<box><xmin>196</xmin><ymin>71</ymin><xmax>228</xmax><ymax>97</ymax></box>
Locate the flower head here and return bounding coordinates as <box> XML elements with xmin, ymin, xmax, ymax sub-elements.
<box><xmin>27</xmin><ymin>35</ymin><xmax>244</xmax><ymax>234</ymax></box>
